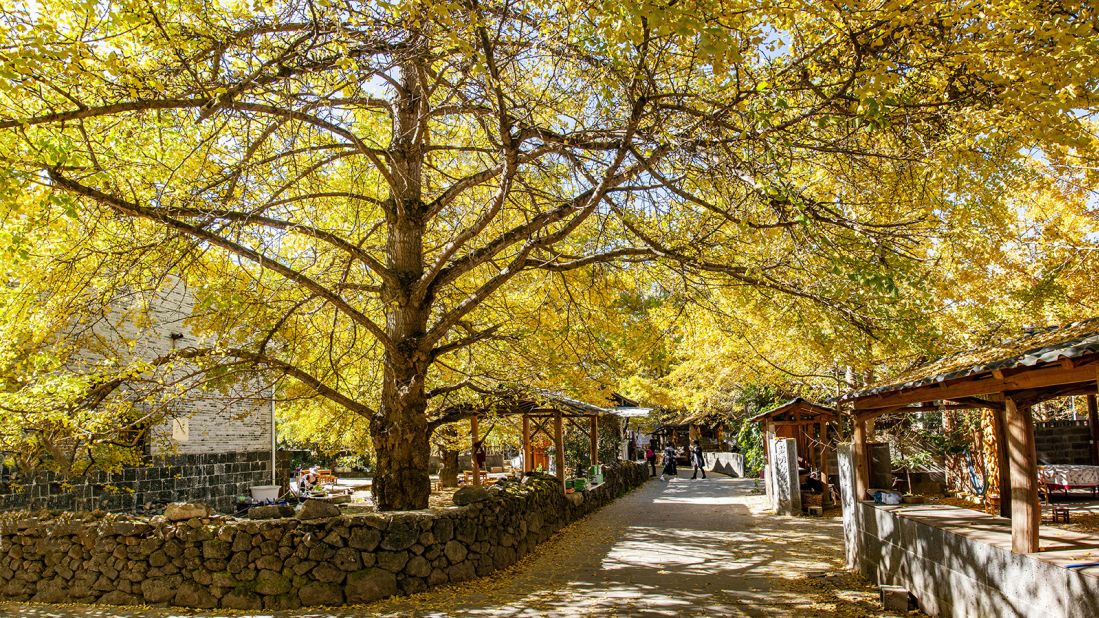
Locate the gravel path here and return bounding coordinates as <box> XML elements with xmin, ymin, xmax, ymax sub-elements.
<box><xmin>0</xmin><ymin>471</ymin><xmax>903</xmax><ymax>617</ymax></box>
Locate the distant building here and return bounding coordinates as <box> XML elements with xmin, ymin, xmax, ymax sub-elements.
<box><xmin>0</xmin><ymin>278</ymin><xmax>278</xmax><ymax>514</ymax></box>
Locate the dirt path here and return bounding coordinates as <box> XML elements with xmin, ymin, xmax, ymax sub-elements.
<box><xmin>0</xmin><ymin>472</ymin><xmax>904</xmax><ymax>617</ymax></box>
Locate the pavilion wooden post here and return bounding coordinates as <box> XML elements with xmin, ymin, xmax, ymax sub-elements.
<box><xmin>820</xmin><ymin>420</ymin><xmax>831</xmax><ymax>505</ymax></box>
<box><xmin>990</xmin><ymin>405</ymin><xmax>1012</xmax><ymax>519</ymax></box>
<box><xmin>589</xmin><ymin>414</ymin><xmax>599</xmax><ymax>467</ymax></box>
<box><xmin>554</xmin><ymin>410</ymin><xmax>565</xmax><ymax>490</ymax></box>
<box><xmin>1088</xmin><ymin>393</ymin><xmax>1099</xmax><ymax>466</ymax></box>
<box><xmin>521</xmin><ymin>414</ymin><xmax>531</xmax><ymax>473</ymax></box>
<box><xmin>471</xmin><ymin>414</ymin><xmax>481</xmax><ymax>487</ymax></box>
<box><xmin>853</xmin><ymin>415</ymin><xmax>870</xmax><ymax>501</ymax></box>
<box><xmin>1004</xmin><ymin>396</ymin><xmax>1040</xmax><ymax>554</ymax></box>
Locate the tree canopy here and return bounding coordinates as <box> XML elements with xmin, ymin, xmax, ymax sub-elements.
<box><xmin>1</xmin><ymin>0</ymin><xmax>1097</xmax><ymax>508</ymax></box>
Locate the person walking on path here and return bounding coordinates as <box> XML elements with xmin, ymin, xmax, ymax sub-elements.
<box><xmin>645</xmin><ymin>444</ymin><xmax>657</xmax><ymax>477</ymax></box>
<box><xmin>660</xmin><ymin>443</ymin><xmax>678</xmax><ymax>481</ymax></box>
<box><xmin>690</xmin><ymin>439</ymin><xmax>707</xmax><ymax>479</ymax></box>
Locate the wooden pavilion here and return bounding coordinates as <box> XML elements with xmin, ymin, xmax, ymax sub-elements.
<box><xmin>837</xmin><ymin>318</ymin><xmax>1099</xmax><ymax>554</ymax></box>
<box><xmin>751</xmin><ymin>398</ymin><xmax>836</xmax><ymax>504</ymax></box>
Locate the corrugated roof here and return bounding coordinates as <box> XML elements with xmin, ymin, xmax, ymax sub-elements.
<box><xmin>532</xmin><ymin>389</ymin><xmax>609</xmax><ymax>415</ymax></box>
<box><xmin>749</xmin><ymin>398</ymin><xmax>835</xmax><ymax>422</ymax></box>
<box><xmin>841</xmin><ymin>318</ymin><xmax>1099</xmax><ymax>402</ymax></box>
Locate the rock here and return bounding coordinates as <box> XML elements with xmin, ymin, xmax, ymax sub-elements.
<box><xmin>348</xmin><ymin>526</ymin><xmax>381</xmax><ymax>551</ymax></box>
<box><xmin>433</xmin><ymin>518</ymin><xmax>454</xmax><ymax>542</ymax></box>
<box><xmin>164</xmin><ymin>502</ymin><xmax>211</xmax><ymax>522</ymax></box>
<box><xmin>376</xmin><ymin>550</ymin><xmax>409</xmax><ymax>573</ymax></box>
<box><xmin>174</xmin><ymin>581</ymin><xmax>218</xmax><ymax>609</ymax></box>
<box><xmin>404</xmin><ymin>555</ymin><xmax>431</xmax><ymax>578</ymax></box>
<box><xmin>311</xmin><ymin>563</ymin><xmax>345</xmax><ymax>584</ymax></box>
<box><xmin>428</xmin><ymin>567</ymin><xmax>449</xmax><ymax>587</ymax></box>
<box><xmin>248</xmin><ymin>505</ymin><xmax>294</xmax><ymax>520</ymax></box>
<box><xmin>141</xmin><ymin>576</ymin><xmax>181</xmax><ymax>603</ymax></box>
<box><xmin>453</xmin><ymin>485</ymin><xmax>492</xmax><ymax>506</ymax></box>
<box><xmin>222</xmin><ymin>589</ymin><xmax>263</xmax><ymax>610</ymax></box>
<box><xmin>298</xmin><ymin>581</ymin><xmax>343</xmax><ymax>607</ymax></box>
<box><xmin>346</xmin><ymin>568</ymin><xmax>397</xmax><ymax>604</ymax></box>
<box><xmin>333</xmin><ymin>546</ymin><xmax>361</xmax><ymax>572</ymax></box>
<box><xmin>380</xmin><ymin>519</ymin><xmax>418</xmax><ymax>551</ymax></box>
<box><xmin>444</xmin><ymin>540</ymin><xmax>467</xmax><ymax>564</ymax></box>
<box><xmin>254</xmin><ymin>569</ymin><xmax>291</xmax><ymax>596</ymax></box>
<box><xmin>565</xmin><ymin>492</ymin><xmax>584</xmax><ymax>506</ymax></box>
<box><xmin>297</xmin><ymin>499</ymin><xmax>341</xmax><ymax>520</ymax></box>
<box><xmin>447</xmin><ymin>560</ymin><xmax>476</xmax><ymax>583</ymax></box>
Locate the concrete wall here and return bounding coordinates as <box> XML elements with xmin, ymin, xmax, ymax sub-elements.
<box><xmin>703</xmin><ymin>452</ymin><xmax>745</xmax><ymax>477</ymax></box>
<box><xmin>0</xmin><ymin>451</ymin><xmax>286</xmax><ymax>514</ymax></box>
<box><xmin>0</xmin><ymin>462</ymin><xmax>648</xmax><ymax>610</ymax></box>
<box><xmin>838</xmin><ymin>445</ymin><xmax>1099</xmax><ymax>617</ymax></box>
<box><xmin>1035</xmin><ymin>420</ymin><xmax>1094</xmax><ymax>465</ymax></box>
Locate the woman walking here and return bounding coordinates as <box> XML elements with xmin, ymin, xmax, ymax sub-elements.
<box><xmin>690</xmin><ymin>439</ymin><xmax>707</xmax><ymax>479</ymax></box>
<box><xmin>660</xmin><ymin>443</ymin><xmax>678</xmax><ymax>481</ymax></box>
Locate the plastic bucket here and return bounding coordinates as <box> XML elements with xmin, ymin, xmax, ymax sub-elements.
<box><xmin>250</xmin><ymin>485</ymin><xmax>281</xmax><ymax>502</ymax></box>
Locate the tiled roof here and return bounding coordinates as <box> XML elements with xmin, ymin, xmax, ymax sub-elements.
<box><xmin>841</xmin><ymin>318</ymin><xmax>1099</xmax><ymax>401</ymax></box>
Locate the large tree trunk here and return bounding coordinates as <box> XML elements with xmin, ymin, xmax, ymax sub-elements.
<box><xmin>370</xmin><ymin>56</ymin><xmax>433</xmax><ymax>511</ymax></box>
<box><xmin>439</xmin><ymin>449</ymin><xmax>460</xmax><ymax>488</ymax></box>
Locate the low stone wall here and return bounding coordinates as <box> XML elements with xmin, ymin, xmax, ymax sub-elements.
<box><xmin>703</xmin><ymin>452</ymin><xmax>745</xmax><ymax>477</ymax></box>
<box><xmin>837</xmin><ymin>445</ymin><xmax>1099</xmax><ymax>618</ymax></box>
<box><xmin>0</xmin><ymin>451</ymin><xmax>289</xmax><ymax>515</ymax></box>
<box><xmin>0</xmin><ymin>461</ymin><xmax>648</xmax><ymax>610</ymax></box>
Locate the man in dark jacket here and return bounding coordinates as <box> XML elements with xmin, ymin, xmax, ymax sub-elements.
<box><xmin>690</xmin><ymin>440</ymin><xmax>707</xmax><ymax>479</ymax></box>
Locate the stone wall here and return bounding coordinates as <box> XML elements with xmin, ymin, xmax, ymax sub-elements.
<box><xmin>837</xmin><ymin>445</ymin><xmax>1099</xmax><ymax>618</ymax></box>
<box><xmin>0</xmin><ymin>451</ymin><xmax>283</xmax><ymax>515</ymax></box>
<box><xmin>1035</xmin><ymin>420</ymin><xmax>1095</xmax><ymax>465</ymax></box>
<box><xmin>0</xmin><ymin>461</ymin><xmax>648</xmax><ymax>610</ymax></box>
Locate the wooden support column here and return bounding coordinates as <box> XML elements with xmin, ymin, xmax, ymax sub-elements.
<box><xmin>554</xmin><ymin>410</ymin><xmax>565</xmax><ymax>490</ymax></box>
<box><xmin>471</xmin><ymin>415</ymin><xmax>481</xmax><ymax>487</ymax></box>
<box><xmin>853</xmin><ymin>416</ymin><xmax>869</xmax><ymax>501</ymax></box>
<box><xmin>820</xmin><ymin>420</ymin><xmax>831</xmax><ymax>505</ymax></box>
<box><xmin>990</xmin><ymin>406</ymin><xmax>1012</xmax><ymax>519</ymax></box>
<box><xmin>1004</xmin><ymin>396</ymin><xmax>1040</xmax><ymax>554</ymax></box>
<box><xmin>1088</xmin><ymin>393</ymin><xmax>1099</xmax><ymax>466</ymax></box>
<box><xmin>590</xmin><ymin>414</ymin><xmax>599</xmax><ymax>467</ymax></box>
<box><xmin>521</xmin><ymin>414</ymin><xmax>531</xmax><ymax>473</ymax></box>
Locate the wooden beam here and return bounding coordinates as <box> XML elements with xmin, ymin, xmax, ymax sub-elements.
<box><xmin>522</xmin><ymin>414</ymin><xmax>531</xmax><ymax>473</ymax></box>
<box><xmin>1004</xmin><ymin>396</ymin><xmax>1040</xmax><ymax>554</ymax></box>
<box><xmin>853</xmin><ymin>417</ymin><xmax>869</xmax><ymax>500</ymax></box>
<box><xmin>554</xmin><ymin>409</ymin><xmax>565</xmax><ymax>490</ymax></box>
<box><xmin>590</xmin><ymin>414</ymin><xmax>599</xmax><ymax>467</ymax></box>
<box><xmin>851</xmin><ymin>359</ymin><xmax>1099</xmax><ymax>411</ymax></box>
<box><xmin>471</xmin><ymin>415</ymin><xmax>481</xmax><ymax>487</ymax></box>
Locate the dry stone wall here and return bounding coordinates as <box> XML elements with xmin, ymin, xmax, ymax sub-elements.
<box><xmin>0</xmin><ymin>462</ymin><xmax>647</xmax><ymax>610</ymax></box>
<box><xmin>0</xmin><ymin>451</ymin><xmax>290</xmax><ymax>515</ymax></box>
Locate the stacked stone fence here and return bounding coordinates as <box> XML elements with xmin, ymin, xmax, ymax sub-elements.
<box><xmin>0</xmin><ymin>461</ymin><xmax>648</xmax><ymax>610</ymax></box>
<box><xmin>1034</xmin><ymin>420</ymin><xmax>1095</xmax><ymax>465</ymax></box>
<box><xmin>0</xmin><ymin>451</ymin><xmax>292</xmax><ymax>515</ymax></box>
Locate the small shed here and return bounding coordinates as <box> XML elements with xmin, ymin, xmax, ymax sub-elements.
<box><xmin>752</xmin><ymin>398</ymin><xmax>836</xmax><ymax>504</ymax></box>
<box><xmin>838</xmin><ymin>318</ymin><xmax>1099</xmax><ymax>554</ymax></box>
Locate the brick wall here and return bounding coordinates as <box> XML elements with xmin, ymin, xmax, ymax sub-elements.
<box><xmin>1035</xmin><ymin>420</ymin><xmax>1095</xmax><ymax>465</ymax></box>
<box><xmin>0</xmin><ymin>451</ymin><xmax>284</xmax><ymax>515</ymax></box>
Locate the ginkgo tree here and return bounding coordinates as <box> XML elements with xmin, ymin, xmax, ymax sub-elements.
<box><xmin>1</xmin><ymin>0</ymin><xmax>1097</xmax><ymax>509</ymax></box>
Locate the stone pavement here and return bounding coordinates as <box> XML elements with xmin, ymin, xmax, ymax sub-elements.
<box><xmin>0</xmin><ymin>471</ymin><xmax>901</xmax><ymax>617</ymax></box>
